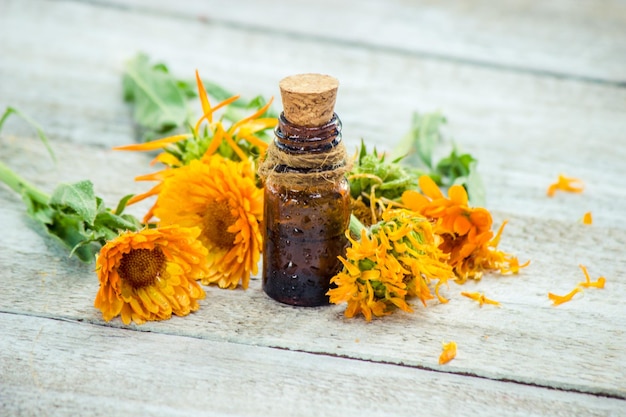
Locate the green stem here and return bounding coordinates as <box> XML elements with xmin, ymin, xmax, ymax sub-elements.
<box><xmin>349</xmin><ymin>213</ymin><xmax>367</xmax><ymax>237</ymax></box>
<box><xmin>1</xmin><ymin>106</ymin><xmax>56</xmax><ymax>162</ymax></box>
<box><xmin>0</xmin><ymin>161</ymin><xmax>50</xmax><ymax>204</ymax></box>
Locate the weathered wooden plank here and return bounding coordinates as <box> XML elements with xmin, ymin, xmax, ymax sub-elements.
<box><xmin>1</xmin><ymin>0</ymin><xmax>625</xmax><ymax>228</ymax></box>
<box><xmin>93</xmin><ymin>0</ymin><xmax>626</xmax><ymax>83</ymax></box>
<box><xmin>1</xmin><ymin>313</ymin><xmax>624</xmax><ymax>417</ymax></box>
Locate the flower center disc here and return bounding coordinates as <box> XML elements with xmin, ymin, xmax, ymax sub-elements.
<box><xmin>202</xmin><ymin>202</ymin><xmax>237</xmax><ymax>249</ymax></box>
<box><xmin>118</xmin><ymin>247</ymin><xmax>166</xmax><ymax>289</ymax></box>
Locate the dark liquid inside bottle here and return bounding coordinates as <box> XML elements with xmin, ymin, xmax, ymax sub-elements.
<box><xmin>262</xmin><ymin>114</ymin><xmax>350</xmax><ymax>306</ymax></box>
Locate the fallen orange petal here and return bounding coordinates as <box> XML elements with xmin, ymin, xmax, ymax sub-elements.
<box><xmin>500</xmin><ymin>258</ymin><xmax>530</xmax><ymax>274</ymax></box>
<box><xmin>439</xmin><ymin>341</ymin><xmax>457</xmax><ymax>365</ymax></box>
<box><xmin>578</xmin><ymin>277</ymin><xmax>606</xmax><ymax>289</ymax></box>
<box><xmin>461</xmin><ymin>291</ymin><xmax>501</xmax><ymax>307</ymax></box>
<box><xmin>546</xmin><ymin>174</ymin><xmax>584</xmax><ymax>197</ymax></box>
<box><xmin>577</xmin><ymin>264</ymin><xmax>605</xmax><ymax>288</ymax></box>
<box><xmin>548</xmin><ymin>287</ymin><xmax>582</xmax><ymax>306</ymax></box>
<box><xmin>546</xmin><ymin>184</ymin><xmax>558</xmax><ymax>197</ymax></box>
<box><xmin>582</xmin><ymin>212</ymin><xmax>592</xmax><ymax>225</ymax></box>
<box><xmin>578</xmin><ymin>264</ymin><xmax>591</xmax><ymax>285</ymax></box>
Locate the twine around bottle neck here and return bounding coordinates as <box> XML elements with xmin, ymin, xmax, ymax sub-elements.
<box><xmin>258</xmin><ymin>113</ymin><xmax>351</xmax><ymax>186</ymax></box>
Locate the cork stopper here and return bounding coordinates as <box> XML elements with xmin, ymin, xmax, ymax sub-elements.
<box><xmin>279</xmin><ymin>73</ymin><xmax>339</xmax><ymax>127</ymax></box>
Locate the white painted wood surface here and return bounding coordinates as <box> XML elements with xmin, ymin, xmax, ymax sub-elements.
<box><xmin>96</xmin><ymin>0</ymin><xmax>626</xmax><ymax>84</ymax></box>
<box><xmin>3</xmin><ymin>313</ymin><xmax>625</xmax><ymax>417</ymax></box>
<box><xmin>1</xmin><ymin>0</ymin><xmax>625</xmax><ymax>415</ymax></box>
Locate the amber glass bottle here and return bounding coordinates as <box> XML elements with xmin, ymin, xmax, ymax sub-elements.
<box><xmin>260</xmin><ymin>74</ymin><xmax>350</xmax><ymax>306</ymax></box>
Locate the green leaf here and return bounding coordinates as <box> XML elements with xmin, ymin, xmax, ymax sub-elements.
<box><xmin>0</xmin><ymin>161</ymin><xmax>52</xmax><ymax>223</ymax></box>
<box><xmin>176</xmin><ymin>79</ymin><xmax>198</xmax><ymax>99</ymax></box>
<box><xmin>46</xmin><ymin>212</ymin><xmax>97</xmax><ymax>262</ymax></box>
<box><xmin>203</xmin><ymin>80</ymin><xmax>237</xmax><ymax>104</ymax></box>
<box><xmin>0</xmin><ymin>106</ymin><xmax>56</xmax><ymax>162</ymax></box>
<box><xmin>393</xmin><ymin>112</ymin><xmax>446</xmax><ymax>169</ymax></box>
<box><xmin>122</xmin><ymin>72</ymin><xmax>137</xmax><ymax>102</ymax></box>
<box><xmin>114</xmin><ymin>193</ymin><xmax>135</xmax><ymax>215</ymax></box>
<box><xmin>246</xmin><ymin>95</ymin><xmax>266</xmax><ymax>109</ymax></box>
<box><xmin>68</xmin><ymin>241</ymin><xmax>101</xmax><ymax>262</ymax></box>
<box><xmin>49</xmin><ymin>181</ymin><xmax>98</xmax><ymax>224</ymax></box>
<box><xmin>95</xmin><ymin>211</ymin><xmax>141</xmax><ymax>233</ymax></box>
<box><xmin>222</xmin><ymin>95</ymin><xmax>276</xmax><ymax>124</ymax></box>
<box><xmin>416</xmin><ymin>113</ymin><xmax>446</xmax><ymax>168</ymax></box>
<box><xmin>151</xmin><ymin>62</ymin><xmax>170</xmax><ymax>73</ymax></box>
<box><xmin>123</xmin><ymin>53</ymin><xmax>190</xmax><ymax>133</ymax></box>
<box><xmin>465</xmin><ymin>161</ymin><xmax>486</xmax><ymax>207</ymax></box>
<box><xmin>0</xmin><ymin>160</ymin><xmax>144</xmax><ymax>264</ymax></box>
<box><xmin>436</xmin><ymin>149</ymin><xmax>470</xmax><ymax>181</ymax></box>
<box><xmin>23</xmin><ymin>195</ymin><xmax>54</xmax><ymax>224</ymax></box>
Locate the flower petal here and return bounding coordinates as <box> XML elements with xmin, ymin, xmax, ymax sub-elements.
<box><xmin>418</xmin><ymin>175</ymin><xmax>444</xmax><ymax>199</ymax></box>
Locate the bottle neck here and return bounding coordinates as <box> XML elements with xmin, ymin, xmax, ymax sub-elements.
<box><xmin>274</xmin><ymin>112</ymin><xmax>342</xmax><ymax>154</ymax></box>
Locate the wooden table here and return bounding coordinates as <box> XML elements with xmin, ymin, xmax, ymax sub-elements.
<box><xmin>1</xmin><ymin>1</ymin><xmax>625</xmax><ymax>415</ymax></box>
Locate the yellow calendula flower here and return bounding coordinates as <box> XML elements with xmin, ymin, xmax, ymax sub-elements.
<box><xmin>153</xmin><ymin>156</ymin><xmax>263</xmax><ymax>290</ymax></box>
<box><xmin>402</xmin><ymin>175</ymin><xmax>529</xmax><ymax>282</ymax></box>
<box><xmin>328</xmin><ymin>208</ymin><xmax>453</xmax><ymax>321</ymax></box>
<box><xmin>94</xmin><ymin>226</ymin><xmax>207</xmax><ymax>325</ymax></box>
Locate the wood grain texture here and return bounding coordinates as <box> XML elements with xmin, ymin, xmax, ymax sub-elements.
<box><xmin>2</xmin><ymin>0</ymin><xmax>625</xmax><ymax>228</ymax></box>
<box><xmin>1</xmin><ymin>0</ymin><xmax>625</xmax><ymax>414</ymax></box>
<box><xmin>93</xmin><ymin>0</ymin><xmax>626</xmax><ymax>84</ymax></box>
<box><xmin>1</xmin><ymin>313</ymin><xmax>624</xmax><ymax>417</ymax></box>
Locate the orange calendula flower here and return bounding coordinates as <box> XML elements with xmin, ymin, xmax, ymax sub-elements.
<box><xmin>582</xmin><ymin>212</ymin><xmax>593</xmax><ymax>225</ymax></box>
<box><xmin>328</xmin><ymin>208</ymin><xmax>453</xmax><ymax>321</ymax></box>
<box><xmin>547</xmin><ymin>174</ymin><xmax>584</xmax><ymax>197</ymax></box>
<box><xmin>153</xmin><ymin>156</ymin><xmax>263</xmax><ymax>290</ymax></box>
<box><xmin>439</xmin><ymin>341</ymin><xmax>457</xmax><ymax>365</ymax></box>
<box><xmin>402</xmin><ymin>175</ymin><xmax>528</xmax><ymax>282</ymax></box>
<box><xmin>577</xmin><ymin>264</ymin><xmax>605</xmax><ymax>289</ymax></box>
<box><xmin>461</xmin><ymin>291</ymin><xmax>501</xmax><ymax>307</ymax></box>
<box><xmin>94</xmin><ymin>226</ymin><xmax>207</xmax><ymax>325</ymax></box>
<box><xmin>548</xmin><ymin>287</ymin><xmax>582</xmax><ymax>306</ymax></box>
<box><xmin>115</xmin><ymin>71</ymin><xmax>276</xmax><ymax>223</ymax></box>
